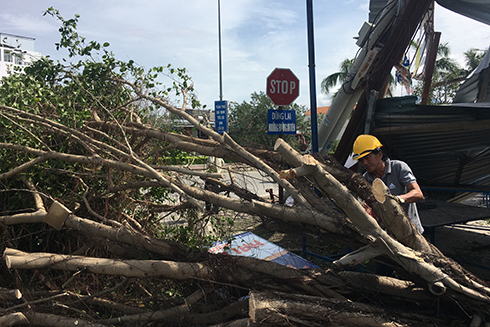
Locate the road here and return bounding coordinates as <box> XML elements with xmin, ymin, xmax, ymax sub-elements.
<box><xmin>187</xmin><ymin>165</ymin><xmax>280</xmax><ymax>199</ymax></box>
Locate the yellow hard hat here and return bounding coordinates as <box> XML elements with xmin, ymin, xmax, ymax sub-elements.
<box><xmin>352</xmin><ymin>135</ymin><xmax>383</xmax><ymax>160</ymax></box>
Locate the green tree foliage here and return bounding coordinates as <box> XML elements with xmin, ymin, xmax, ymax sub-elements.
<box><xmin>424</xmin><ymin>42</ymin><xmax>461</xmax><ymax>104</ymax></box>
<box><xmin>412</xmin><ymin>44</ymin><xmax>487</xmax><ymax>104</ymax></box>
<box><xmin>228</xmin><ymin>91</ymin><xmax>309</xmax><ymax>151</ymax></box>
<box><xmin>321</xmin><ymin>57</ymin><xmax>394</xmax><ymax>100</ymax></box>
<box><xmin>462</xmin><ymin>48</ymin><xmax>488</xmax><ymax>76</ymax></box>
<box><xmin>0</xmin><ymin>9</ymin><xmax>218</xmax><ymax>247</ymax></box>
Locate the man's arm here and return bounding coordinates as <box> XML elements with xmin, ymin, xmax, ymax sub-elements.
<box><xmin>397</xmin><ymin>182</ymin><xmax>424</xmax><ymax>204</ymax></box>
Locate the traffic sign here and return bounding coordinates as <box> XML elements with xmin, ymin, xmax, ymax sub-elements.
<box><xmin>214</xmin><ymin>100</ymin><xmax>228</xmax><ymax>134</ymax></box>
<box><xmin>267</xmin><ymin>109</ymin><xmax>296</xmax><ymax>135</ymax></box>
<box><xmin>266</xmin><ymin>68</ymin><xmax>300</xmax><ymax>106</ymax></box>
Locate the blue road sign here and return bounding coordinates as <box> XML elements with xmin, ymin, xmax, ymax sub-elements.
<box><xmin>267</xmin><ymin>109</ymin><xmax>296</xmax><ymax>135</ymax></box>
<box><xmin>214</xmin><ymin>100</ymin><xmax>228</xmax><ymax>134</ymax></box>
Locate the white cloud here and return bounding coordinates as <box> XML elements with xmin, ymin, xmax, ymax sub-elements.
<box><xmin>1</xmin><ymin>0</ymin><xmax>489</xmax><ymax>110</ymax></box>
<box><xmin>0</xmin><ymin>12</ymin><xmax>56</xmax><ymax>35</ymax></box>
<box><xmin>435</xmin><ymin>3</ymin><xmax>490</xmax><ymax>66</ymax></box>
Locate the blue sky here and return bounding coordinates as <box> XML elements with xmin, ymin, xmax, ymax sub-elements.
<box><xmin>2</xmin><ymin>0</ymin><xmax>490</xmax><ymax>110</ymax></box>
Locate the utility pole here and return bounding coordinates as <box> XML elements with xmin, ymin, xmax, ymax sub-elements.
<box><xmin>306</xmin><ymin>0</ymin><xmax>318</xmax><ymax>153</ymax></box>
<box><xmin>218</xmin><ymin>0</ymin><xmax>223</xmax><ymax>101</ymax></box>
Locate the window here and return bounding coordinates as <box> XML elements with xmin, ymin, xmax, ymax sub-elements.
<box><xmin>4</xmin><ymin>50</ymin><xmax>12</xmax><ymax>63</ymax></box>
<box><xmin>14</xmin><ymin>54</ymin><xmax>23</xmax><ymax>65</ymax></box>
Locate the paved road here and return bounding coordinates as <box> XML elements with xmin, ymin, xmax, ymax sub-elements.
<box><xmin>224</xmin><ymin>168</ymin><xmax>278</xmax><ymax>198</ymax></box>
<box><xmin>187</xmin><ymin>164</ymin><xmax>279</xmax><ymax>198</ymax></box>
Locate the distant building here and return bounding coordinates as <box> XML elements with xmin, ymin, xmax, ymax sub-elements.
<box><xmin>172</xmin><ymin>108</ymin><xmax>215</xmax><ymax>138</ymax></box>
<box><xmin>0</xmin><ymin>33</ymin><xmax>42</xmax><ymax>80</ymax></box>
<box><xmin>305</xmin><ymin>106</ymin><xmax>329</xmax><ymax>116</ymax></box>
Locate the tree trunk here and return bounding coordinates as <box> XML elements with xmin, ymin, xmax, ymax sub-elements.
<box><xmin>3</xmin><ymin>248</ymin><xmax>347</xmax><ymax>300</ymax></box>
<box><xmin>370</xmin><ymin>178</ymin><xmax>436</xmax><ymax>253</ymax></box>
<box><xmin>4</xmin><ymin>248</ymin><xmax>213</xmax><ymax>280</ymax></box>
<box><xmin>0</xmin><ymin>312</ymin><xmax>29</xmax><ymax>326</ymax></box>
<box><xmin>63</xmin><ymin>214</ymin><xmax>186</xmax><ymax>259</ymax></box>
<box><xmin>249</xmin><ymin>291</ymin><xmax>427</xmax><ymax>327</ymax></box>
<box><xmin>337</xmin><ymin>271</ymin><xmax>432</xmax><ymax>301</ymax></box>
<box><xmin>274</xmin><ymin>138</ymin><xmax>490</xmax><ymax>305</ymax></box>
<box><xmin>23</xmin><ymin>311</ymin><xmax>108</xmax><ymax>327</ymax></box>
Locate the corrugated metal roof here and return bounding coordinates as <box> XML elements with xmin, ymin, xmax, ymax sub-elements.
<box><xmin>369</xmin><ymin>0</ymin><xmax>390</xmax><ymax>24</ymax></box>
<box><xmin>453</xmin><ymin>47</ymin><xmax>490</xmax><ymax>103</ymax></box>
<box><xmin>371</xmin><ymin>96</ymin><xmax>490</xmax><ymax>200</ymax></box>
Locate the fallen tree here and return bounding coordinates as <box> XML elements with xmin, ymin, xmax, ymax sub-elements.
<box><xmin>1</xmin><ymin>9</ymin><xmax>490</xmax><ymax>327</ymax></box>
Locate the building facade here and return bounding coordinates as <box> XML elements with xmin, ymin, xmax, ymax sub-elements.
<box><xmin>0</xmin><ymin>33</ymin><xmax>42</xmax><ymax>80</ymax></box>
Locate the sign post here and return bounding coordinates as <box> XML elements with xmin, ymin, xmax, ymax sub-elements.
<box><xmin>266</xmin><ymin>68</ymin><xmax>299</xmax><ymax>135</ymax></box>
<box><xmin>266</xmin><ymin>68</ymin><xmax>299</xmax><ymax>204</ymax></box>
<box><xmin>214</xmin><ymin>100</ymin><xmax>228</xmax><ymax>134</ymax></box>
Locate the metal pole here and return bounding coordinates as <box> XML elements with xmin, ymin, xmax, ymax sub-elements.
<box><xmin>306</xmin><ymin>0</ymin><xmax>318</xmax><ymax>153</ymax></box>
<box><xmin>218</xmin><ymin>0</ymin><xmax>223</xmax><ymax>101</ymax></box>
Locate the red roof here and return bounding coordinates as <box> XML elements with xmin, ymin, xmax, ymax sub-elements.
<box><xmin>305</xmin><ymin>106</ymin><xmax>329</xmax><ymax>116</ymax></box>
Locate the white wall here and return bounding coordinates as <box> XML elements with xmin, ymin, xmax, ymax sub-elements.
<box><xmin>0</xmin><ymin>33</ymin><xmax>42</xmax><ymax>80</ymax></box>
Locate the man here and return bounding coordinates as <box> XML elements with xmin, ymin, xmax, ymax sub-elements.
<box><xmin>353</xmin><ymin>134</ymin><xmax>424</xmax><ymax>233</ymax></box>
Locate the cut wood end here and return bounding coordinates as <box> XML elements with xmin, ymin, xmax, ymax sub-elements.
<box><xmin>279</xmin><ymin>169</ymin><xmax>296</xmax><ymax>180</ymax></box>
<box><xmin>13</xmin><ymin>289</ymin><xmax>22</xmax><ymax>299</ymax></box>
<box><xmin>273</xmin><ymin>138</ymin><xmax>285</xmax><ymax>151</ymax></box>
<box><xmin>4</xmin><ymin>255</ymin><xmax>11</xmax><ymax>269</ymax></box>
<box><xmin>222</xmin><ymin>132</ymin><xmax>233</xmax><ymax>145</ymax></box>
<box><xmin>248</xmin><ymin>291</ymin><xmax>257</xmax><ymax>322</ymax></box>
<box><xmin>302</xmin><ymin>154</ymin><xmax>318</xmax><ymax>166</ymax></box>
<box><xmin>372</xmin><ymin>178</ymin><xmax>386</xmax><ymax>203</ymax></box>
<box><xmin>44</xmin><ymin>201</ymin><xmax>72</xmax><ymax>230</ymax></box>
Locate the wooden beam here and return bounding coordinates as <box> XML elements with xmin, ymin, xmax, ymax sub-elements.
<box><xmin>421</xmin><ymin>31</ymin><xmax>441</xmax><ymax>105</ymax></box>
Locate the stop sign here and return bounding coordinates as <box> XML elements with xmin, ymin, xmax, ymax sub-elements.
<box><xmin>266</xmin><ymin>68</ymin><xmax>300</xmax><ymax>106</ymax></box>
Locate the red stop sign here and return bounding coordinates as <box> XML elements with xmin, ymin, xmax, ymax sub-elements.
<box><xmin>266</xmin><ymin>68</ymin><xmax>300</xmax><ymax>106</ymax></box>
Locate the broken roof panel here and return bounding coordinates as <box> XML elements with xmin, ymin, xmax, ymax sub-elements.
<box><xmin>436</xmin><ymin>0</ymin><xmax>490</xmax><ymax>26</ymax></box>
<box><xmin>372</xmin><ymin>96</ymin><xmax>490</xmax><ymax>200</ymax></box>
<box><xmin>453</xmin><ymin>46</ymin><xmax>490</xmax><ymax>104</ymax></box>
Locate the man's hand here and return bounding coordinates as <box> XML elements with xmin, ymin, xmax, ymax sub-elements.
<box><xmin>395</xmin><ymin>195</ymin><xmax>405</xmax><ymax>204</ymax></box>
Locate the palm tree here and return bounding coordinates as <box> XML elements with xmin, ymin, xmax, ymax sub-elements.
<box><xmin>413</xmin><ymin>42</ymin><xmax>461</xmax><ymax>104</ymax></box>
<box><xmin>461</xmin><ymin>48</ymin><xmax>488</xmax><ymax>76</ymax></box>
<box><xmin>320</xmin><ymin>58</ymin><xmax>354</xmax><ymax>95</ymax></box>
<box><xmin>434</xmin><ymin>42</ymin><xmax>460</xmax><ymax>75</ymax></box>
<box><xmin>321</xmin><ymin>57</ymin><xmax>396</xmax><ymax>99</ymax></box>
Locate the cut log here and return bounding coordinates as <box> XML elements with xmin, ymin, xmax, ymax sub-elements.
<box><xmin>63</xmin><ymin>214</ymin><xmax>185</xmax><ymax>259</ymax></box>
<box><xmin>209</xmin><ymin>318</ymin><xmax>260</xmax><ymax>327</ymax></box>
<box><xmin>274</xmin><ymin>138</ymin><xmax>490</xmax><ymax>306</ymax></box>
<box><xmin>4</xmin><ymin>248</ymin><xmax>213</xmax><ymax>280</ymax></box>
<box><xmin>0</xmin><ymin>312</ymin><xmax>29</xmax><ymax>326</ymax></box>
<box><xmin>173</xmin><ymin>179</ymin><xmax>352</xmax><ymax>236</ymax></box>
<box><xmin>249</xmin><ymin>291</ymin><xmax>428</xmax><ymax>327</ymax></box>
<box><xmin>0</xmin><ymin>288</ymin><xmax>22</xmax><ymax>300</ymax></box>
<box><xmin>43</xmin><ymin>200</ymin><xmax>71</xmax><ymax>230</ymax></box>
<box><xmin>23</xmin><ymin>311</ymin><xmax>108</xmax><ymax>327</ymax></box>
<box><xmin>2</xmin><ymin>248</ymin><xmax>346</xmax><ymax>301</ymax></box>
<box><xmin>337</xmin><ymin>271</ymin><xmax>431</xmax><ymax>301</ymax></box>
<box><xmin>371</xmin><ymin>178</ymin><xmax>435</xmax><ymax>253</ymax></box>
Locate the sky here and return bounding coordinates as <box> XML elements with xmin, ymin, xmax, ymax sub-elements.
<box><xmin>1</xmin><ymin>0</ymin><xmax>490</xmax><ymax>110</ymax></box>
